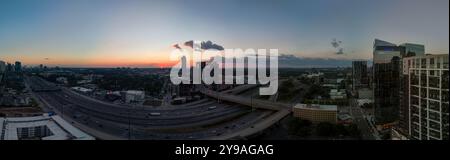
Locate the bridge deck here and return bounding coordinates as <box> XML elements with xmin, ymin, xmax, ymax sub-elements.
<box><xmin>207</xmin><ymin>109</ymin><xmax>291</xmax><ymax>140</ymax></box>
<box><xmin>201</xmin><ymin>89</ymin><xmax>291</xmax><ymax>111</ymax></box>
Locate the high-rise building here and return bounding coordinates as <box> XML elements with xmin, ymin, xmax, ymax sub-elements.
<box><xmin>15</xmin><ymin>61</ymin><xmax>22</xmax><ymax>72</ymax></box>
<box><xmin>6</xmin><ymin>63</ymin><xmax>13</xmax><ymax>72</ymax></box>
<box><xmin>352</xmin><ymin>61</ymin><xmax>368</xmax><ymax>90</ymax></box>
<box><xmin>0</xmin><ymin>60</ymin><xmax>6</xmax><ymax>73</ymax></box>
<box><xmin>373</xmin><ymin>39</ymin><xmax>403</xmax><ymax>128</ymax></box>
<box><xmin>372</xmin><ymin>39</ymin><xmax>425</xmax><ymax>130</ymax></box>
<box><xmin>0</xmin><ymin>61</ymin><xmax>4</xmax><ymax>88</ymax></box>
<box><xmin>402</xmin><ymin>54</ymin><xmax>448</xmax><ymax>140</ymax></box>
<box><xmin>398</xmin><ymin>43</ymin><xmax>425</xmax><ymax>136</ymax></box>
<box><xmin>400</xmin><ymin>43</ymin><xmax>425</xmax><ymax>57</ymax></box>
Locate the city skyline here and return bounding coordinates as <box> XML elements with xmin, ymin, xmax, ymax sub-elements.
<box><xmin>0</xmin><ymin>0</ymin><xmax>449</xmax><ymax>68</ymax></box>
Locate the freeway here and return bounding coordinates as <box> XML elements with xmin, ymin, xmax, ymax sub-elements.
<box><xmin>27</xmin><ymin>76</ymin><xmax>61</xmax><ymax>92</ymax></box>
<box><xmin>223</xmin><ymin>84</ymin><xmax>259</xmax><ymax>94</ymax></box>
<box><xmin>200</xmin><ymin>88</ymin><xmax>292</xmax><ymax>111</ymax></box>
<box><xmin>208</xmin><ymin>109</ymin><xmax>291</xmax><ymax>140</ymax></box>
<box><xmin>200</xmin><ymin>85</ymin><xmax>294</xmax><ymax>140</ymax></box>
<box><xmin>39</xmin><ymin>91</ymin><xmax>248</xmax><ymax>126</ymax></box>
<box><xmin>26</xmin><ymin>76</ymin><xmax>278</xmax><ymax>140</ymax></box>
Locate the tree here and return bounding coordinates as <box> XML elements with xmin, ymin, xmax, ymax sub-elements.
<box><xmin>279</xmin><ymin>79</ymin><xmax>294</xmax><ymax>93</ymax></box>
<box><xmin>296</xmin><ymin>127</ymin><xmax>311</xmax><ymax>137</ymax></box>
<box><xmin>347</xmin><ymin>124</ymin><xmax>361</xmax><ymax>138</ymax></box>
<box><xmin>288</xmin><ymin>118</ymin><xmax>312</xmax><ymax>137</ymax></box>
<box><xmin>381</xmin><ymin>133</ymin><xmax>391</xmax><ymax>140</ymax></box>
<box><xmin>316</xmin><ymin>122</ymin><xmax>337</xmax><ymax>137</ymax></box>
<box><xmin>362</xmin><ymin>103</ymin><xmax>373</xmax><ymax>109</ymax></box>
<box><xmin>299</xmin><ymin>119</ymin><xmax>312</xmax><ymax>127</ymax></box>
<box><xmin>288</xmin><ymin>119</ymin><xmax>300</xmax><ymax>135</ymax></box>
<box><xmin>335</xmin><ymin>124</ymin><xmax>348</xmax><ymax>136</ymax></box>
<box><xmin>304</xmin><ymin>84</ymin><xmax>329</xmax><ymax>99</ymax></box>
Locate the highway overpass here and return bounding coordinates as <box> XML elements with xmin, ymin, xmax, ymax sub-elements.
<box><xmin>200</xmin><ymin>88</ymin><xmax>292</xmax><ymax>111</ymax></box>
<box><xmin>207</xmin><ymin>109</ymin><xmax>291</xmax><ymax>140</ymax></box>
<box><xmin>201</xmin><ymin>86</ymin><xmax>293</xmax><ymax>140</ymax></box>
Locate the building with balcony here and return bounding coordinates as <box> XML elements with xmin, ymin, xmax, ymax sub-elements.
<box><xmin>401</xmin><ymin>54</ymin><xmax>449</xmax><ymax>140</ymax></box>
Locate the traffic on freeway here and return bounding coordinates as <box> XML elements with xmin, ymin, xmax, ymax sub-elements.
<box><xmin>26</xmin><ymin>76</ymin><xmax>279</xmax><ymax>140</ymax></box>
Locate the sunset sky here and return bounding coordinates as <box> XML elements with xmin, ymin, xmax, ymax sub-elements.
<box><xmin>0</xmin><ymin>0</ymin><xmax>448</xmax><ymax>67</ymax></box>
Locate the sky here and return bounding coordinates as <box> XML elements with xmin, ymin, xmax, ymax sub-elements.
<box><xmin>0</xmin><ymin>0</ymin><xmax>448</xmax><ymax>68</ymax></box>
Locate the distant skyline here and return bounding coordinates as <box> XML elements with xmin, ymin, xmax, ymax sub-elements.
<box><xmin>0</xmin><ymin>0</ymin><xmax>448</xmax><ymax>67</ymax></box>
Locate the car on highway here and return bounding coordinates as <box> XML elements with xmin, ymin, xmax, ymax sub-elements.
<box><xmin>208</xmin><ymin>106</ymin><xmax>217</xmax><ymax>110</ymax></box>
<box><xmin>72</xmin><ymin>114</ymin><xmax>81</xmax><ymax>119</ymax></box>
<box><xmin>150</xmin><ymin>113</ymin><xmax>161</xmax><ymax>116</ymax></box>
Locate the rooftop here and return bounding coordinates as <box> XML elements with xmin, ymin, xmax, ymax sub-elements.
<box><xmin>293</xmin><ymin>103</ymin><xmax>337</xmax><ymax>111</ymax></box>
<box><xmin>0</xmin><ymin>114</ymin><xmax>94</xmax><ymax>140</ymax></box>
<box><xmin>374</xmin><ymin>39</ymin><xmax>397</xmax><ymax>47</ymax></box>
<box><xmin>126</xmin><ymin>90</ymin><xmax>145</xmax><ymax>94</ymax></box>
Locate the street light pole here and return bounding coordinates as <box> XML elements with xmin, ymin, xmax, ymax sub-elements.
<box><xmin>251</xmin><ymin>94</ymin><xmax>254</xmax><ymax>112</ymax></box>
<box><xmin>216</xmin><ymin>86</ymin><xmax>220</xmax><ymax>103</ymax></box>
<box><xmin>128</xmin><ymin>107</ymin><xmax>131</xmax><ymax>140</ymax></box>
<box><xmin>61</xmin><ymin>104</ymin><xmax>64</xmax><ymax>118</ymax></box>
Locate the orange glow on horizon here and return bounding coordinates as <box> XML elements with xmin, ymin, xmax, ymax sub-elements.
<box><xmin>1</xmin><ymin>46</ymin><xmax>182</xmax><ymax>68</ymax></box>
<box><xmin>2</xmin><ymin>46</ymin><xmax>245</xmax><ymax>68</ymax></box>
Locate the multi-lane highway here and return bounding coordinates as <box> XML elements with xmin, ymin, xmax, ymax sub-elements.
<box><xmin>200</xmin><ymin>87</ymin><xmax>292</xmax><ymax>111</ymax></box>
<box><xmin>26</xmin><ymin>76</ymin><xmax>279</xmax><ymax>140</ymax></box>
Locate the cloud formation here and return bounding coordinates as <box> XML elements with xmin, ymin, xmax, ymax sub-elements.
<box><xmin>277</xmin><ymin>54</ymin><xmax>369</xmax><ymax>68</ymax></box>
<box><xmin>172</xmin><ymin>44</ymin><xmax>182</xmax><ymax>50</ymax></box>
<box><xmin>183</xmin><ymin>40</ymin><xmax>224</xmax><ymax>50</ymax></box>
<box><xmin>331</xmin><ymin>38</ymin><xmax>344</xmax><ymax>54</ymax></box>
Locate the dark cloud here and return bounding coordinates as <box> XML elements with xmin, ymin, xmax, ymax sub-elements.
<box><xmin>173</xmin><ymin>44</ymin><xmax>182</xmax><ymax>50</ymax></box>
<box><xmin>183</xmin><ymin>40</ymin><xmax>224</xmax><ymax>50</ymax></box>
<box><xmin>277</xmin><ymin>54</ymin><xmax>369</xmax><ymax>68</ymax></box>
<box><xmin>184</xmin><ymin>40</ymin><xmax>194</xmax><ymax>48</ymax></box>
<box><xmin>331</xmin><ymin>38</ymin><xmax>344</xmax><ymax>54</ymax></box>
<box><xmin>201</xmin><ymin>41</ymin><xmax>224</xmax><ymax>50</ymax></box>
<box><xmin>336</xmin><ymin>48</ymin><xmax>344</xmax><ymax>54</ymax></box>
<box><xmin>331</xmin><ymin>38</ymin><xmax>341</xmax><ymax>48</ymax></box>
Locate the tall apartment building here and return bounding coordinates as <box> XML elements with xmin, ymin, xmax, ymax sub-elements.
<box><xmin>352</xmin><ymin>61</ymin><xmax>368</xmax><ymax>90</ymax></box>
<box><xmin>0</xmin><ymin>60</ymin><xmax>5</xmax><ymax>73</ymax></box>
<box><xmin>398</xmin><ymin>44</ymin><xmax>426</xmax><ymax>135</ymax></box>
<box><xmin>15</xmin><ymin>61</ymin><xmax>22</xmax><ymax>72</ymax></box>
<box><xmin>6</xmin><ymin>63</ymin><xmax>13</xmax><ymax>72</ymax></box>
<box><xmin>372</xmin><ymin>39</ymin><xmax>424</xmax><ymax>129</ymax></box>
<box><xmin>402</xmin><ymin>54</ymin><xmax>448</xmax><ymax>140</ymax></box>
<box><xmin>0</xmin><ymin>61</ymin><xmax>5</xmax><ymax>94</ymax></box>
